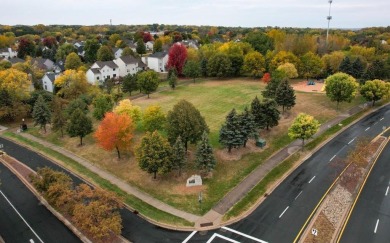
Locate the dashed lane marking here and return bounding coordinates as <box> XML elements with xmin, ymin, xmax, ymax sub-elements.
<box><xmin>182</xmin><ymin>231</ymin><xmax>197</xmax><ymax>243</ymax></box>
<box><xmin>279</xmin><ymin>206</ymin><xmax>289</xmax><ymax>218</ymax></box>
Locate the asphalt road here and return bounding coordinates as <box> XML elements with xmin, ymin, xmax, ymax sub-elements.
<box><xmin>340</xmin><ymin>140</ymin><xmax>390</xmax><ymax>243</ymax></box>
<box><xmin>1</xmin><ymin>104</ymin><xmax>390</xmax><ymax>243</ymax></box>
<box><xmin>0</xmin><ymin>162</ymin><xmax>81</xmax><ymax>243</ymax></box>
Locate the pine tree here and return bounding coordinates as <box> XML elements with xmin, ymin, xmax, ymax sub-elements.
<box><xmin>351</xmin><ymin>58</ymin><xmax>364</xmax><ymax>79</ymax></box>
<box><xmin>219</xmin><ymin>109</ymin><xmax>243</xmax><ymax>152</ymax></box>
<box><xmin>262</xmin><ymin>70</ymin><xmax>287</xmax><ymax>99</ymax></box>
<box><xmin>67</xmin><ymin>109</ymin><xmax>93</xmax><ymax>146</ymax></box>
<box><xmin>52</xmin><ymin>98</ymin><xmax>67</xmax><ymax>137</ymax></box>
<box><xmin>238</xmin><ymin>107</ymin><xmax>256</xmax><ymax>147</ymax></box>
<box><xmin>196</xmin><ymin>132</ymin><xmax>216</xmax><ymax>173</ymax></box>
<box><xmin>168</xmin><ymin>71</ymin><xmax>177</xmax><ymax>89</ymax></box>
<box><xmin>251</xmin><ymin>96</ymin><xmax>263</xmax><ymax>129</ymax></box>
<box><xmin>171</xmin><ymin>136</ymin><xmax>186</xmax><ymax>176</ymax></box>
<box><xmin>32</xmin><ymin>95</ymin><xmax>51</xmax><ymax>133</ymax></box>
<box><xmin>136</xmin><ymin>39</ymin><xmax>146</xmax><ymax>56</ymax></box>
<box><xmin>339</xmin><ymin>56</ymin><xmax>353</xmax><ymax>76</ymax></box>
<box><xmin>275</xmin><ymin>80</ymin><xmax>296</xmax><ymax>113</ymax></box>
<box><xmin>260</xmin><ymin>99</ymin><xmax>280</xmax><ymax>130</ymax></box>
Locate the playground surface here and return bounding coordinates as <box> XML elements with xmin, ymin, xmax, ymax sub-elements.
<box><xmin>292</xmin><ymin>80</ymin><xmax>325</xmax><ymax>93</ymax></box>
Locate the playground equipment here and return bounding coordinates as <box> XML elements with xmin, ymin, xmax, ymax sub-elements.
<box><xmin>307</xmin><ymin>79</ymin><xmax>316</xmax><ymax>85</ymax></box>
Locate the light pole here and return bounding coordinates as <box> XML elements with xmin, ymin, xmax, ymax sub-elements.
<box><xmin>326</xmin><ymin>0</ymin><xmax>333</xmax><ymax>48</ymax></box>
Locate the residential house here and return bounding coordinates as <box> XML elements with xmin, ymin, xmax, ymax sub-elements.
<box><xmin>8</xmin><ymin>57</ymin><xmax>24</xmax><ymax>65</ymax></box>
<box><xmin>0</xmin><ymin>47</ymin><xmax>18</xmax><ymax>59</ymax></box>
<box><xmin>113</xmin><ymin>55</ymin><xmax>145</xmax><ymax>77</ymax></box>
<box><xmin>53</xmin><ymin>60</ymin><xmax>65</xmax><ymax>73</ymax></box>
<box><xmin>86</xmin><ymin>61</ymin><xmax>119</xmax><ymax>85</ymax></box>
<box><xmin>41</xmin><ymin>72</ymin><xmax>59</xmax><ymax>93</ymax></box>
<box><xmin>142</xmin><ymin>51</ymin><xmax>168</xmax><ymax>72</ymax></box>
<box><xmin>181</xmin><ymin>40</ymin><xmax>199</xmax><ymax>50</ymax></box>
<box><xmin>31</xmin><ymin>58</ymin><xmax>54</xmax><ymax>71</ymax></box>
<box><xmin>145</xmin><ymin>41</ymin><xmax>154</xmax><ymax>51</ymax></box>
<box><xmin>128</xmin><ymin>43</ymin><xmax>137</xmax><ymax>52</ymax></box>
<box><xmin>112</xmin><ymin>47</ymin><xmax>123</xmax><ymax>59</ymax></box>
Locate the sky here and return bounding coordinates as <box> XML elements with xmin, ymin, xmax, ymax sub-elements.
<box><xmin>1</xmin><ymin>0</ymin><xmax>390</xmax><ymax>29</ymax></box>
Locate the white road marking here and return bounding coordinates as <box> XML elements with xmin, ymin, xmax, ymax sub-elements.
<box><xmin>365</xmin><ymin>127</ymin><xmax>370</xmax><ymax>131</ymax></box>
<box><xmin>374</xmin><ymin>122</ymin><xmax>378</xmax><ymax>125</ymax></box>
<box><xmin>279</xmin><ymin>206</ymin><xmax>289</xmax><ymax>218</ymax></box>
<box><xmin>380</xmin><ymin>117</ymin><xmax>384</xmax><ymax>121</ymax></box>
<box><xmin>222</xmin><ymin>226</ymin><xmax>268</xmax><ymax>243</ymax></box>
<box><xmin>206</xmin><ymin>233</ymin><xmax>239</xmax><ymax>243</ymax></box>
<box><xmin>386</xmin><ymin>187</ymin><xmax>389</xmax><ymax>196</ymax></box>
<box><xmin>0</xmin><ymin>190</ymin><xmax>44</xmax><ymax>243</ymax></box>
<box><xmin>374</xmin><ymin>219</ymin><xmax>379</xmax><ymax>233</ymax></box>
<box><xmin>348</xmin><ymin>137</ymin><xmax>356</xmax><ymax>145</ymax></box>
<box><xmin>308</xmin><ymin>176</ymin><xmax>316</xmax><ymax>184</ymax></box>
<box><xmin>182</xmin><ymin>231</ymin><xmax>197</xmax><ymax>243</ymax></box>
<box><xmin>329</xmin><ymin>155</ymin><xmax>336</xmax><ymax>162</ymax></box>
<box><xmin>30</xmin><ymin>240</ymin><xmax>35</xmax><ymax>243</ymax></box>
<box><xmin>295</xmin><ymin>191</ymin><xmax>303</xmax><ymax>200</ymax></box>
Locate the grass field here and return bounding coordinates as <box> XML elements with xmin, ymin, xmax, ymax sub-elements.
<box><xmin>22</xmin><ymin>78</ymin><xmax>365</xmax><ymax>215</ymax></box>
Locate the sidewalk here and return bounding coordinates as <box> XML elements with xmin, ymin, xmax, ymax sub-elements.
<box><xmin>17</xmin><ymin>133</ymin><xmax>200</xmax><ymax>224</ymax></box>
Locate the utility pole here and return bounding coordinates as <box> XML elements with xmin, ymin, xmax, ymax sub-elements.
<box><xmin>326</xmin><ymin>0</ymin><xmax>333</xmax><ymax>47</ymax></box>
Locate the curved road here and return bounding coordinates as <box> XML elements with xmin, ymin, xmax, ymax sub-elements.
<box><xmin>1</xmin><ymin>104</ymin><xmax>389</xmax><ymax>242</ymax></box>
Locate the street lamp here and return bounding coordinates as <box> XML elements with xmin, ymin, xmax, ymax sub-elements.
<box><xmin>326</xmin><ymin>0</ymin><xmax>333</xmax><ymax>48</ymax></box>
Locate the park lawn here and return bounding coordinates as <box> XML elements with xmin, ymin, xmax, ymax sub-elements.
<box><xmin>24</xmin><ymin>78</ymin><xmax>365</xmax><ymax>216</ymax></box>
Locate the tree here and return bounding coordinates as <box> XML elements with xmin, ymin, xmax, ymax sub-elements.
<box><xmin>32</xmin><ymin>95</ymin><xmax>51</xmax><ymax>133</ymax></box>
<box><xmin>136</xmin><ymin>131</ymin><xmax>172</xmax><ymax>179</ymax></box>
<box><xmin>166</xmin><ymin>100</ymin><xmax>209</xmax><ymax>150</ymax></box>
<box><xmin>122</xmin><ymin>47</ymin><xmax>137</xmax><ymax>58</ymax></box>
<box><xmin>171</xmin><ymin>136</ymin><xmax>186</xmax><ymax>176</ymax></box>
<box><xmin>299</xmin><ymin>52</ymin><xmax>324</xmax><ymax>79</ymax></box>
<box><xmin>153</xmin><ymin>39</ymin><xmax>163</xmax><ymax>53</ymax></box>
<box><xmin>262</xmin><ymin>73</ymin><xmax>271</xmax><ymax>83</ymax></box>
<box><xmin>92</xmin><ymin>94</ymin><xmax>114</xmax><ymax>120</ymax></box>
<box><xmin>250</xmin><ymin>96</ymin><xmax>263</xmax><ymax>129</ymax></box>
<box><xmin>360</xmin><ymin>79</ymin><xmax>390</xmax><ymax>106</ymax></box>
<box><xmin>66</xmin><ymin>98</ymin><xmax>88</xmax><ymax>116</ymax></box>
<box><xmin>109</xmin><ymin>34</ymin><xmax>121</xmax><ymax>47</ymax></box>
<box><xmin>183</xmin><ymin>60</ymin><xmax>201</xmax><ymax>82</ymax></box>
<box><xmin>364</xmin><ymin>59</ymin><xmax>386</xmax><ymax>80</ymax></box>
<box><xmin>167</xmin><ymin>43</ymin><xmax>188</xmax><ymax>76</ymax></box>
<box><xmin>56</xmin><ymin>43</ymin><xmax>77</xmax><ymax>61</ymax></box>
<box><xmin>97</xmin><ymin>45</ymin><xmax>114</xmax><ymax>61</ymax></box>
<box><xmin>321</xmin><ymin>51</ymin><xmax>345</xmax><ymax>74</ymax></box>
<box><xmin>242</xmin><ymin>51</ymin><xmax>265</xmax><ymax>78</ymax></box>
<box><xmin>143</xmin><ymin>105</ymin><xmax>166</xmax><ymax>132</ymax></box>
<box><xmin>262</xmin><ymin>70</ymin><xmax>288</xmax><ymax>98</ymax></box>
<box><xmin>136</xmin><ymin>39</ymin><xmax>146</xmax><ymax>56</ymax></box>
<box><xmin>229</xmin><ymin>53</ymin><xmax>244</xmax><ymax>77</ymax></box>
<box><xmin>219</xmin><ymin>109</ymin><xmax>243</xmax><ymax>152</ymax></box>
<box><xmin>277</xmin><ymin>62</ymin><xmax>298</xmax><ymax>79</ymax></box>
<box><xmin>94</xmin><ymin>112</ymin><xmax>134</xmax><ymax>159</ymax></box>
<box><xmin>275</xmin><ymin>80</ymin><xmax>296</xmax><ymax>113</ymax></box>
<box><xmin>269</xmin><ymin>51</ymin><xmax>300</xmax><ymax>72</ymax></box>
<box><xmin>239</xmin><ymin>107</ymin><xmax>256</xmax><ymax>147</ymax></box>
<box><xmin>288</xmin><ymin>113</ymin><xmax>320</xmax><ymax>147</ymax></box>
<box><xmin>244</xmin><ymin>32</ymin><xmax>274</xmax><ymax>55</ymax></box>
<box><xmin>84</xmin><ymin>39</ymin><xmax>100</xmax><ymax>63</ymax></box>
<box><xmin>51</xmin><ymin>97</ymin><xmax>67</xmax><ymax>137</ymax></box>
<box><xmin>137</xmin><ymin>70</ymin><xmax>159</xmax><ymax>98</ymax></box>
<box><xmin>168</xmin><ymin>71</ymin><xmax>178</xmax><ymax>89</ymax></box>
<box><xmin>64</xmin><ymin>52</ymin><xmax>82</xmax><ymax>70</ymax></box>
<box><xmin>339</xmin><ymin>56</ymin><xmax>353</xmax><ymax>76</ymax></box>
<box><xmin>17</xmin><ymin>38</ymin><xmax>36</xmax><ymax>58</ymax></box>
<box><xmin>113</xmin><ymin>99</ymin><xmax>142</xmax><ymax>123</ymax></box>
<box><xmin>42</xmin><ymin>48</ymin><xmax>56</xmax><ymax>61</ymax></box>
<box><xmin>196</xmin><ymin>132</ymin><xmax>216</xmax><ymax>173</ymax></box>
<box><xmin>207</xmin><ymin>53</ymin><xmax>232</xmax><ymax>78</ymax></box>
<box><xmin>325</xmin><ymin>72</ymin><xmax>359</xmax><ymax>109</ymax></box>
<box><xmin>14</xmin><ymin>57</ymin><xmax>44</xmax><ymax>90</ymax></box>
<box><xmin>259</xmin><ymin>99</ymin><xmax>280</xmax><ymax>130</ymax></box>
<box><xmin>67</xmin><ymin>108</ymin><xmax>93</xmax><ymax>146</ymax></box>
<box><xmin>351</xmin><ymin>58</ymin><xmax>365</xmax><ymax>79</ymax></box>
<box><xmin>54</xmin><ymin>70</ymin><xmax>89</xmax><ymax>100</ymax></box>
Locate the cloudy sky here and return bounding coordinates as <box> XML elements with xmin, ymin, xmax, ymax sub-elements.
<box><xmin>2</xmin><ymin>0</ymin><xmax>389</xmax><ymax>28</ymax></box>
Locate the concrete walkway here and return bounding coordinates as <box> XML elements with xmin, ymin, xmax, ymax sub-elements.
<box><xmin>17</xmin><ymin>133</ymin><xmax>200</xmax><ymax>223</ymax></box>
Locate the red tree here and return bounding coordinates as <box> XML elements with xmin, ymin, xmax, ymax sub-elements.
<box><xmin>167</xmin><ymin>43</ymin><xmax>187</xmax><ymax>76</ymax></box>
<box><xmin>262</xmin><ymin>72</ymin><xmax>271</xmax><ymax>84</ymax></box>
<box><xmin>43</xmin><ymin>36</ymin><xmax>57</xmax><ymax>48</ymax></box>
<box><xmin>94</xmin><ymin>112</ymin><xmax>134</xmax><ymax>159</ymax></box>
<box><xmin>143</xmin><ymin>32</ymin><xmax>153</xmax><ymax>43</ymax></box>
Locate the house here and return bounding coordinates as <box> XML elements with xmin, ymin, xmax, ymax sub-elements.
<box><xmin>112</xmin><ymin>48</ymin><xmax>123</xmax><ymax>59</ymax></box>
<box><xmin>142</xmin><ymin>51</ymin><xmax>168</xmax><ymax>72</ymax></box>
<box><xmin>8</xmin><ymin>57</ymin><xmax>24</xmax><ymax>65</ymax></box>
<box><xmin>181</xmin><ymin>40</ymin><xmax>199</xmax><ymax>50</ymax></box>
<box><xmin>41</xmin><ymin>72</ymin><xmax>59</xmax><ymax>93</ymax></box>
<box><xmin>113</xmin><ymin>55</ymin><xmax>145</xmax><ymax>77</ymax></box>
<box><xmin>86</xmin><ymin>61</ymin><xmax>119</xmax><ymax>85</ymax></box>
<box><xmin>145</xmin><ymin>41</ymin><xmax>154</xmax><ymax>51</ymax></box>
<box><xmin>128</xmin><ymin>43</ymin><xmax>137</xmax><ymax>52</ymax></box>
<box><xmin>53</xmin><ymin>60</ymin><xmax>65</xmax><ymax>73</ymax></box>
<box><xmin>31</xmin><ymin>58</ymin><xmax>54</xmax><ymax>71</ymax></box>
<box><xmin>0</xmin><ymin>47</ymin><xmax>18</xmax><ymax>59</ymax></box>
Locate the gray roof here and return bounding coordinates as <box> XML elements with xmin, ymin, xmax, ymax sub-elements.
<box><xmin>90</xmin><ymin>68</ymin><xmax>101</xmax><ymax>74</ymax></box>
<box><xmin>120</xmin><ymin>55</ymin><xmax>139</xmax><ymax>64</ymax></box>
<box><xmin>0</xmin><ymin>48</ymin><xmax>8</xmax><ymax>52</ymax></box>
<box><xmin>45</xmin><ymin>72</ymin><xmax>56</xmax><ymax>83</ymax></box>
<box><xmin>8</xmin><ymin>57</ymin><xmax>24</xmax><ymax>64</ymax></box>
<box><xmin>138</xmin><ymin>60</ymin><xmax>146</xmax><ymax>68</ymax></box>
<box><xmin>95</xmin><ymin>61</ymin><xmax>118</xmax><ymax>69</ymax></box>
<box><xmin>148</xmin><ymin>51</ymin><xmax>167</xmax><ymax>58</ymax></box>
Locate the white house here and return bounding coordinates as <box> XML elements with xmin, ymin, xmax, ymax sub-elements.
<box><xmin>145</xmin><ymin>41</ymin><xmax>154</xmax><ymax>51</ymax></box>
<box><xmin>113</xmin><ymin>55</ymin><xmax>145</xmax><ymax>77</ymax></box>
<box><xmin>0</xmin><ymin>47</ymin><xmax>17</xmax><ymax>59</ymax></box>
<box><xmin>41</xmin><ymin>72</ymin><xmax>59</xmax><ymax>93</ymax></box>
<box><xmin>142</xmin><ymin>51</ymin><xmax>168</xmax><ymax>72</ymax></box>
<box><xmin>86</xmin><ymin>61</ymin><xmax>119</xmax><ymax>84</ymax></box>
<box><xmin>112</xmin><ymin>48</ymin><xmax>123</xmax><ymax>59</ymax></box>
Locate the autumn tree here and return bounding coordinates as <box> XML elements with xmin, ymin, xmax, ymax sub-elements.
<box><xmin>84</xmin><ymin>39</ymin><xmax>100</xmax><ymax>63</ymax></box>
<box><xmin>54</xmin><ymin>70</ymin><xmax>89</xmax><ymax>100</ymax></box>
<box><xmin>269</xmin><ymin>51</ymin><xmax>300</xmax><ymax>72</ymax></box>
<box><xmin>67</xmin><ymin>108</ymin><xmax>93</xmax><ymax>146</ymax></box>
<box><xmin>288</xmin><ymin>113</ymin><xmax>320</xmax><ymax>147</ymax></box>
<box><xmin>299</xmin><ymin>52</ymin><xmax>324</xmax><ymax>79</ymax></box>
<box><xmin>97</xmin><ymin>45</ymin><xmax>114</xmax><ymax>61</ymax></box>
<box><xmin>167</xmin><ymin>43</ymin><xmax>188</xmax><ymax>76</ymax></box>
<box><xmin>196</xmin><ymin>132</ymin><xmax>216</xmax><ymax>173</ymax></box>
<box><xmin>321</xmin><ymin>51</ymin><xmax>345</xmax><ymax>74</ymax></box>
<box><xmin>17</xmin><ymin>37</ymin><xmax>36</xmax><ymax>58</ymax></box>
<box><xmin>64</xmin><ymin>52</ymin><xmax>82</xmax><ymax>70</ymax></box>
<box><xmin>207</xmin><ymin>53</ymin><xmax>232</xmax><ymax>78</ymax></box>
<box><xmin>244</xmin><ymin>31</ymin><xmax>274</xmax><ymax>55</ymax></box>
<box><xmin>51</xmin><ymin>97</ymin><xmax>67</xmax><ymax>137</ymax></box>
<box><xmin>137</xmin><ymin>131</ymin><xmax>172</xmax><ymax>179</ymax></box>
<box><xmin>13</xmin><ymin>56</ymin><xmax>44</xmax><ymax>90</ymax></box>
<box><xmin>183</xmin><ymin>60</ymin><xmax>201</xmax><ymax>82</ymax></box>
<box><xmin>275</xmin><ymin>80</ymin><xmax>296</xmax><ymax>113</ymax></box>
<box><xmin>262</xmin><ymin>70</ymin><xmax>288</xmax><ymax>98</ymax></box>
<box><xmin>92</xmin><ymin>94</ymin><xmax>114</xmax><ymax>120</ymax></box>
<box><xmin>122</xmin><ymin>47</ymin><xmax>137</xmax><ymax>58</ymax></box>
<box><xmin>137</xmin><ymin>70</ymin><xmax>159</xmax><ymax>98</ymax></box>
<box><xmin>219</xmin><ymin>109</ymin><xmax>243</xmax><ymax>152</ymax></box>
<box><xmin>142</xmin><ymin>105</ymin><xmax>166</xmax><ymax>132</ymax></box>
<box><xmin>56</xmin><ymin>43</ymin><xmax>77</xmax><ymax>60</ymax></box>
<box><xmin>166</xmin><ymin>100</ymin><xmax>209</xmax><ymax>150</ymax></box>
<box><xmin>153</xmin><ymin>39</ymin><xmax>163</xmax><ymax>53</ymax></box>
<box><xmin>277</xmin><ymin>62</ymin><xmax>298</xmax><ymax>79</ymax></box>
<box><xmin>32</xmin><ymin>95</ymin><xmax>51</xmax><ymax>133</ymax></box>
<box><xmin>242</xmin><ymin>51</ymin><xmax>266</xmax><ymax>78</ymax></box>
<box><xmin>360</xmin><ymin>79</ymin><xmax>390</xmax><ymax>106</ymax></box>
<box><xmin>113</xmin><ymin>99</ymin><xmax>142</xmax><ymax>123</ymax></box>
<box><xmin>136</xmin><ymin>39</ymin><xmax>146</xmax><ymax>56</ymax></box>
<box><xmin>109</xmin><ymin>34</ymin><xmax>121</xmax><ymax>47</ymax></box>
<box><xmin>65</xmin><ymin>98</ymin><xmax>89</xmax><ymax>116</ymax></box>
<box><xmin>325</xmin><ymin>72</ymin><xmax>359</xmax><ymax>109</ymax></box>
<box><xmin>94</xmin><ymin>112</ymin><xmax>134</xmax><ymax>159</ymax></box>
<box><xmin>262</xmin><ymin>73</ymin><xmax>271</xmax><ymax>83</ymax></box>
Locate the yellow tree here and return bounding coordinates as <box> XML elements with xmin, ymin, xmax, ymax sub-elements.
<box><xmin>288</xmin><ymin>113</ymin><xmax>320</xmax><ymax>147</ymax></box>
<box><xmin>143</xmin><ymin>105</ymin><xmax>166</xmax><ymax>132</ymax></box>
<box><xmin>113</xmin><ymin>99</ymin><xmax>141</xmax><ymax>123</ymax></box>
<box><xmin>54</xmin><ymin>70</ymin><xmax>89</xmax><ymax>99</ymax></box>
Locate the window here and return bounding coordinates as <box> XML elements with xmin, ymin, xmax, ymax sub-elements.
<box><xmin>113</xmin><ymin>74</ymin><xmax>116</xmax><ymax>78</ymax></box>
<box><xmin>97</xmin><ymin>77</ymin><xmax>100</xmax><ymax>80</ymax></box>
<box><xmin>44</xmin><ymin>85</ymin><xmax>47</xmax><ymax>90</ymax></box>
<box><xmin>107</xmin><ymin>75</ymin><xmax>110</xmax><ymax>79</ymax></box>
<box><xmin>113</xmin><ymin>68</ymin><xmax>116</xmax><ymax>71</ymax></box>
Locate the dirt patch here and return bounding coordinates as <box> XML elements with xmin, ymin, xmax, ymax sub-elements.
<box><xmin>217</xmin><ymin>139</ymin><xmax>264</xmax><ymax>161</ymax></box>
<box><xmin>292</xmin><ymin>80</ymin><xmax>325</xmax><ymax>93</ymax></box>
<box><xmin>304</xmin><ymin>212</ymin><xmax>335</xmax><ymax>243</ymax></box>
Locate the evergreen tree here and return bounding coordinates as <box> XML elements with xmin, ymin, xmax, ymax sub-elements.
<box><xmin>122</xmin><ymin>74</ymin><xmax>138</xmax><ymax>95</ymax></box>
<box><xmin>67</xmin><ymin>108</ymin><xmax>93</xmax><ymax>146</ymax></box>
<box><xmin>171</xmin><ymin>136</ymin><xmax>186</xmax><ymax>176</ymax></box>
<box><xmin>364</xmin><ymin>59</ymin><xmax>386</xmax><ymax>80</ymax></box>
<box><xmin>339</xmin><ymin>56</ymin><xmax>353</xmax><ymax>75</ymax></box>
<box><xmin>351</xmin><ymin>58</ymin><xmax>364</xmax><ymax>79</ymax></box>
<box><xmin>51</xmin><ymin>98</ymin><xmax>67</xmax><ymax>137</ymax></box>
<box><xmin>275</xmin><ymin>80</ymin><xmax>296</xmax><ymax>113</ymax></box>
<box><xmin>136</xmin><ymin>39</ymin><xmax>146</xmax><ymax>56</ymax></box>
<box><xmin>262</xmin><ymin>70</ymin><xmax>287</xmax><ymax>99</ymax></box>
<box><xmin>219</xmin><ymin>109</ymin><xmax>243</xmax><ymax>152</ymax></box>
<box><xmin>250</xmin><ymin>96</ymin><xmax>263</xmax><ymax>129</ymax></box>
<box><xmin>200</xmin><ymin>59</ymin><xmax>208</xmax><ymax>77</ymax></box>
<box><xmin>196</xmin><ymin>132</ymin><xmax>216</xmax><ymax>173</ymax></box>
<box><xmin>32</xmin><ymin>95</ymin><xmax>51</xmax><ymax>133</ymax></box>
<box><xmin>260</xmin><ymin>99</ymin><xmax>280</xmax><ymax>130</ymax></box>
<box><xmin>238</xmin><ymin>107</ymin><xmax>256</xmax><ymax>147</ymax></box>
<box><xmin>168</xmin><ymin>71</ymin><xmax>177</xmax><ymax>89</ymax></box>
<box><xmin>66</xmin><ymin>98</ymin><xmax>88</xmax><ymax>117</ymax></box>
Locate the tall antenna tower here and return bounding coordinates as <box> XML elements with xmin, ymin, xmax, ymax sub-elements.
<box><xmin>326</xmin><ymin>0</ymin><xmax>333</xmax><ymax>46</ymax></box>
<box><xmin>110</xmin><ymin>19</ymin><xmax>112</xmax><ymax>26</ymax></box>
